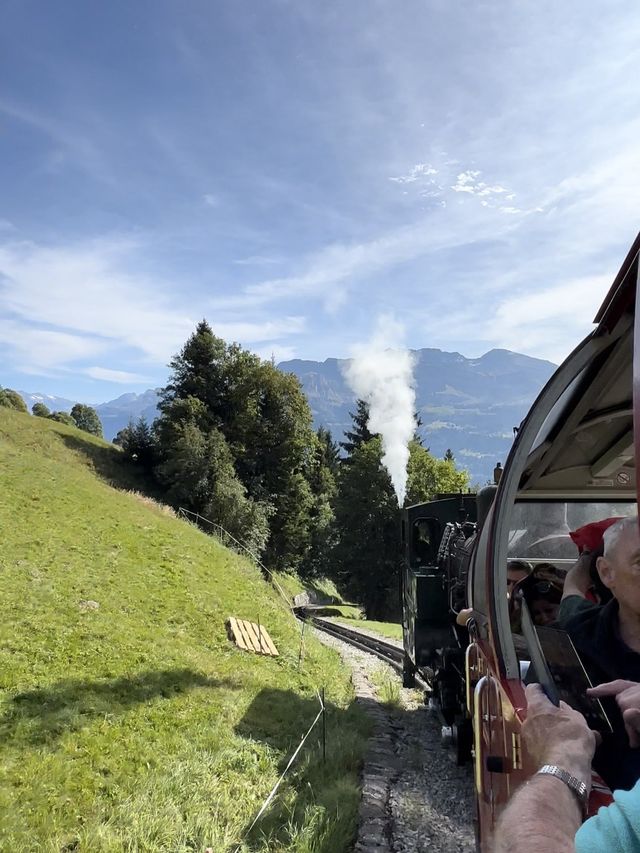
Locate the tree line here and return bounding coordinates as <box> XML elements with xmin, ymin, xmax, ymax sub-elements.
<box><xmin>0</xmin><ymin>387</ymin><xmax>103</xmax><ymax>437</ymax></box>
<box><xmin>115</xmin><ymin>322</ymin><xmax>469</xmax><ymax>617</ymax></box>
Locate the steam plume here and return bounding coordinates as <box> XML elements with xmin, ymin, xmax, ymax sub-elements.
<box><xmin>343</xmin><ymin>316</ymin><xmax>416</xmax><ymax>505</ymax></box>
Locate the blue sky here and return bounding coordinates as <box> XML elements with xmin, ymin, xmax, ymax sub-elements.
<box><xmin>1</xmin><ymin>0</ymin><xmax>639</xmax><ymax>402</ymax></box>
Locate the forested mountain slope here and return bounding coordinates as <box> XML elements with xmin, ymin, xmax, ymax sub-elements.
<box><xmin>0</xmin><ymin>409</ymin><xmax>367</xmax><ymax>852</ymax></box>
<box><xmin>280</xmin><ymin>347</ymin><xmax>556</xmax><ymax>483</ymax></box>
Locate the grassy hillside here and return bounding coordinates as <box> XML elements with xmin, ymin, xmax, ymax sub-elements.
<box><xmin>0</xmin><ymin>409</ymin><xmax>368</xmax><ymax>852</ymax></box>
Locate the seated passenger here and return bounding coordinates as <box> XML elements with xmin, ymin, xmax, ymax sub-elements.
<box><xmin>558</xmin><ymin>516</ymin><xmax>640</xmax><ymax>792</ymax></box>
<box><xmin>456</xmin><ymin>560</ymin><xmax>532</xmax><ymax>627</ymax></box>
<box><xmin>563</xmin><ymin>516</ymin><xmax>621</xmax><ymax>606</ymax></box>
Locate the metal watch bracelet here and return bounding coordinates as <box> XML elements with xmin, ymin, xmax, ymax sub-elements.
<box><xmin>537</xmin><ymin>765</ymin><xmax>589</xmax><ymax>814</ymax></box>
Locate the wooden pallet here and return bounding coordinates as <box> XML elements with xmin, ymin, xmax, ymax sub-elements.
<box><xmin>227</xmin><ymin>616</ymin><xmax>279</xmax><ymax>657</ymax></box>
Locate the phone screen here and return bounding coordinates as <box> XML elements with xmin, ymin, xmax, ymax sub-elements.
<box><xmin>534</xmin><ymin>624</ymin><xmax>613</xmax><ymax>734</ymax></box>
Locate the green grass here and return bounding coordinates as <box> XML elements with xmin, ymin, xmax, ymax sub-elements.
<box><xmin>333</xmin><ymin>617</ymin><xmax>403</xmax><ymax>642</ymax></box>
<box><xmin>0</xmin><ymin>410</ymin><xmax>370</xmax><ymax>852</ymax></box>
<box><xmin>368</xmin><ymin>667</ymin><xmax>402</xmax><ymax>709</ymax></box>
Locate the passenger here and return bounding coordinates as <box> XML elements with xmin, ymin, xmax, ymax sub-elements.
<box><xmin>507</xmin><ymin>559</ymin><xmax>532</xmax><ymax>598</ymax></box>
<box><xmin>494</xmin><ymin>682</ymin><xmax>640</xmax><ymax>853</ymax></box>
<box><xmin>530</xmin><ymin>586</ymin><xmax>561</xmax><ymax>626</ymax></box>
<box><xmin>563</xmin><ymin>517</ymin><xmax>621</xmax><ymax>605</ymax></box>
<box><xmin>525</xmin><ymin>562</ymin><xmax>563</xmax><ymax>627</ymax></box>
<box><xmin>456</xmin><ymin>560</ymin><xmax>531</xmax><ymax>627</ymax></box>
<box><xmin>558</xmin><ymin>516</ymin><xmax>640</xmax><ymax>791</ymax></box>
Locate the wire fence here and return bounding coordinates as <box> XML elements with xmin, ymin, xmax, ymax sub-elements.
<box><xmin>176</xmin><ymin>507</ymin><xmax>294</xmax><ymax>612</ymax></box>
<box><xmin>229</xmin><ymin>690</ymin><xmax>326</xmax><ymax>853</ymax></box>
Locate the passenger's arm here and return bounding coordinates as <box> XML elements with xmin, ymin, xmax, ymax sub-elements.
<box><xmin>562</xmin><ymin>553</ymin><xmax>593</xmax><ymax>600</ymax></box>
<box><xmin>494</xmin><ymin>685</ymin><xmax>596</xmax><ymax>853</ymax></box>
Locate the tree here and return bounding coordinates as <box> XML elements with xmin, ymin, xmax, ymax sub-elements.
<box><xmin>48</xmin><ymin>411</ymin><xmax>75</xmax><ymax>426</ymax></box>
<box><xmin>117</xmin><ymin>417</ymin><xmax>157</xmax><ymax>473</ymax></box>
<box><xmin>300</xmin><ymin>430</ymin><xmax>338</xmax><ymax>579</ymax></box>
<box><xmin>0</xmin><ymin>388</ymin><xmax>28</xmax><ymax>412</ymax></box>
<box><xmin>155</xmin><ymin>321</ymin><xmax>319</xmax><ymax>571</ymax></box>
<box><xmin>70</xmin><ymin>403</ymin><xmax>103</xmax><ymax>437</ymax></box>
<box><xmin>331</xmin><ymin>437</ymin><xmax>401</xmax><ymax>619</ymax></box>
<box><xmin>157</xmin><ymin>422</ymin><xmax>271</xmax><ymax>557</ymax></box>
<box><xmin>316</xmin><ymin>426</ymin><xmax>340</xmax><ymax>475</ymax></box>
<box><xmin>339</xmin><ymin>399</ymin><xmax>377</xmax><ymax>459</ymax></box>
<box><xmin>405</xmin><ymin>441</ymin><xmax>470</xmax><ymax>505</ymax></box>
<box><xmin>32</xmin><ymin>402</ymin><xmax>51</xmax><ymax>418</ymax></box>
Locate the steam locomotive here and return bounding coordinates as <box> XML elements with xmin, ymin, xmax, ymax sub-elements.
<box><xmin>401</xmin><ymin>232</ymin><xmax>640</xmax><ymax>850</ymax></box>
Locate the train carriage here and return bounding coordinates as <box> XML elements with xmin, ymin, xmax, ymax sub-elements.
<box><xmin>467</xmin><ymin>232</ymin><xmax>640</xmax><ymax>848</ymax></box>
<box><xmin>401</xmin><ymin>233</ymin><xmax>640</xmax><ymax>849</ymax></box>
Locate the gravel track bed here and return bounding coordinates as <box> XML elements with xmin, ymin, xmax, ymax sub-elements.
<box><xmin>314</xmin><ymin>628</ymin><xmax>474</xmax><ymax>853</ymax></box>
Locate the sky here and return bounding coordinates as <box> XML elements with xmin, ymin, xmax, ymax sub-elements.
<box><xmin>1</xmin><ymin>0</ymin><xmax>640</xmax><ymax>403</ymax></box>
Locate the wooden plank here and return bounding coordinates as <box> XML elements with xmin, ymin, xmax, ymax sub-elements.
<box><xmin>254</xmin><ymin>622</ymin><xmax>271</xmax><ymax>655</ymax></box>
<box><xmin>228</xmin><ymin>616</ymin><xmax>249</xmax><ymax>651</ymax></box>
<box><xmin>242</xmin><ymin>619</ymin><xmax>264</xmax><ymax>654</ymax></box>
<box><xmin>236</xmin><ymin>619</ymin><xmax>256</xmax><ymax>652</ymax></box>
<box><xmin>258</xmin><ymin>625</ymin><xmax>279</xmax><ymax>656</ymax></box>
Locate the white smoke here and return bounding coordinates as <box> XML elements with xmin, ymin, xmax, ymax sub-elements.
<box><xmin>343</xmin><ymin>316</ymin><xmax>416</xmax><ymax>506</ymax></box>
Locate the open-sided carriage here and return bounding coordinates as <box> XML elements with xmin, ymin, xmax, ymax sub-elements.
<box><xmin>402</xmin><ymin>233</ymin><xmax>640</xmax><ymax>849</ymax></box>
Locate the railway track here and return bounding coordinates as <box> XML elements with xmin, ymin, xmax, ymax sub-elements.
<box><xmin>299</xmin><ymin>612</ymin><xmax>405</xmax><ymax>670</ymax></box>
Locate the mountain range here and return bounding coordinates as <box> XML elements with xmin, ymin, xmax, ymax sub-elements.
<box><xmin>18</xmin><ymin>347</ymin><xmax>556</xmax><ymax>484</ymax></box>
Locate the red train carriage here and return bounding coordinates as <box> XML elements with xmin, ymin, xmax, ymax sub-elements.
<box><xmin>467</xmin><ymin>233</ymin><xmax>640</xmax><ymax>848</ymax></box>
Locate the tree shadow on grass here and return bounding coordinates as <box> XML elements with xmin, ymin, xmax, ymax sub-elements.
<box><xmin>232</xmin><ymin>687</ymin><xmax>370</xmax><ymax>852</ymax></box>
<box><xmin>2</xmin><ymin>667</ymin><xmax>239</xmax><ymax>745</ymax></box>
<box><xmin>58</xmin><ymin>432</ymin><xmax>159</xmax><ymax>497</ymax></box>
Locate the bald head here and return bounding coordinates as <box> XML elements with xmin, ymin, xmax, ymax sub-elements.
<box><xmin>597</xmin><ymin>516</ymin><xmax>640</xmax><ymax>617</ymax></box>
<box><xmin>603</xmin><ymin>517</ymin><xmax>640</xmax><ymax>559</ymax></box>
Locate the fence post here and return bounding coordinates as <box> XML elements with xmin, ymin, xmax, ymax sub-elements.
<box><xmin>297</xmin><ymin>619</ymin><xmax>306</xmax><ymax>669</ymax></box>
<box><xmin>321</xmin><ymin>687</ymin><xmax>326</xmax><ymax>763</ymax></box>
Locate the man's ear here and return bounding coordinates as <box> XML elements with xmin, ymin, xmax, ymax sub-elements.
<box><xmin>597</xmin><ymin>555</ymin><xmax>614</xmax><ymax>589</ymax></box>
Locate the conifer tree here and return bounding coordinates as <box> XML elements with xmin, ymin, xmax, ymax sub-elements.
<box><xmin>339</xmin><ymin>399</ymin><xmax>377</xmax><ymax>459</ymax></box>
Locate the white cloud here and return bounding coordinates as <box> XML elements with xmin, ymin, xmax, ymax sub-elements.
<box><xmin>0</xmin><ymin>238</ymin><xmax>306</xmax><ymax>378</ymax></box>
<box><xmin>84</xmin><ymin>366</ymin><xmax>151</xmax><ymax>383</ymax></box>
<box><xmin>389</xmin><ymin>163</ymin><xmax>438</xmax><ymax>183</ymax></box>
<box><xmin>253</xmin><ymin>343</ymin><xmax>297</xmax><ymax>363</ymax></box>
<box><xmin>203</xmin><ymin>193</ymin><xmax>218</xmax><ymax>207</ymax></box>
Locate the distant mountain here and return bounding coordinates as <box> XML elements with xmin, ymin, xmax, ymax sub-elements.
<box><xmin>94</xmin><ymin>390</ymin><xmax>161</xmax><ymax>441</ymax></box>
<box><xmin>16</xmin><ymin>347</ymin><xmax>556</xmax><ymax>484</ymax></box>
<box><xmin>18</xmin><ymin>391</ymin><xmax>77</xmax><ymax>414</ymax></box>
<box><xmin>278</xmin><ymin>348</ymin><xmax>557</xmax><ymax>485</ymax></box>
<box><xmin>18</xmin><ymin>389</ymin><xmax>161</xmax><ymax>442</ymax></box>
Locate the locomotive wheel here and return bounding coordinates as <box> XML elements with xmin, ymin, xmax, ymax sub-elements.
<box><xmin>402</xmin><ymin>653</ymin><xmax>416</xmax><ymax>688</ymax></box>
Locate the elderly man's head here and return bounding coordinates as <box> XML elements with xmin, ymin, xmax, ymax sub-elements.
<box><xmin>597</xmin><ymin>516</ymin><xmax>640</xmax><ymax>613</ymax></box>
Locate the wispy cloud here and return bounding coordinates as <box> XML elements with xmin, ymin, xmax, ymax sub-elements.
<box><xmin>84</xmin><ymin>366</ymin><xmax>151</xmax><ymax>384</ymax></box>
<box><xmin>0</xmin><ymin>238</ymin><xmax>305</xmax><ymax>379</ymax></box>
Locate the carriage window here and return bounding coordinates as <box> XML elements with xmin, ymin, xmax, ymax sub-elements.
<box><xmin>508</xmin><ymin>502</ymin><xmax>636</xmax><ymax>563</ymax></box>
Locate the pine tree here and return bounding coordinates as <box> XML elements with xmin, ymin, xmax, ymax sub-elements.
<box><xmin>331</xmin><ymin>437</ymin><xmax>401</xmax><ymax>619</ymax></box>
<box><xmin>339</xmin><ymin>399</ymin><xmax>377</xmax><ymax>459</ymax></box>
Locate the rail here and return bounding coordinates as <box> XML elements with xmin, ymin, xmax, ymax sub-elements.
<box><xmin>302</xmin><ymin>614</ymin><xmax>405</xmax><ymax>669</ymax></box>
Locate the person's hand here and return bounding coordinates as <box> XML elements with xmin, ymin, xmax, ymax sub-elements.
<box><xmin>588</xmin><ymin>680</ymin><xmax>640</xmax><ymax>748</ymax></box>
<box><xmin>523</xmin><ymin>684</ymin><xmax>596</xmax><ymax>785</ymax></box>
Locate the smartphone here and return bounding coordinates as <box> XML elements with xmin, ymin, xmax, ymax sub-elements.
<box><xmin>520</xmin><ymin>598</ymin><xmax>612</xmax><ymax>734</ymax></box>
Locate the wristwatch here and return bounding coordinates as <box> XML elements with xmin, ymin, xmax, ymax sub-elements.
<box><xmin>537</xmin><ymin>765</ymin><xmax>589</xmax><ymax>814</ymax></box>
